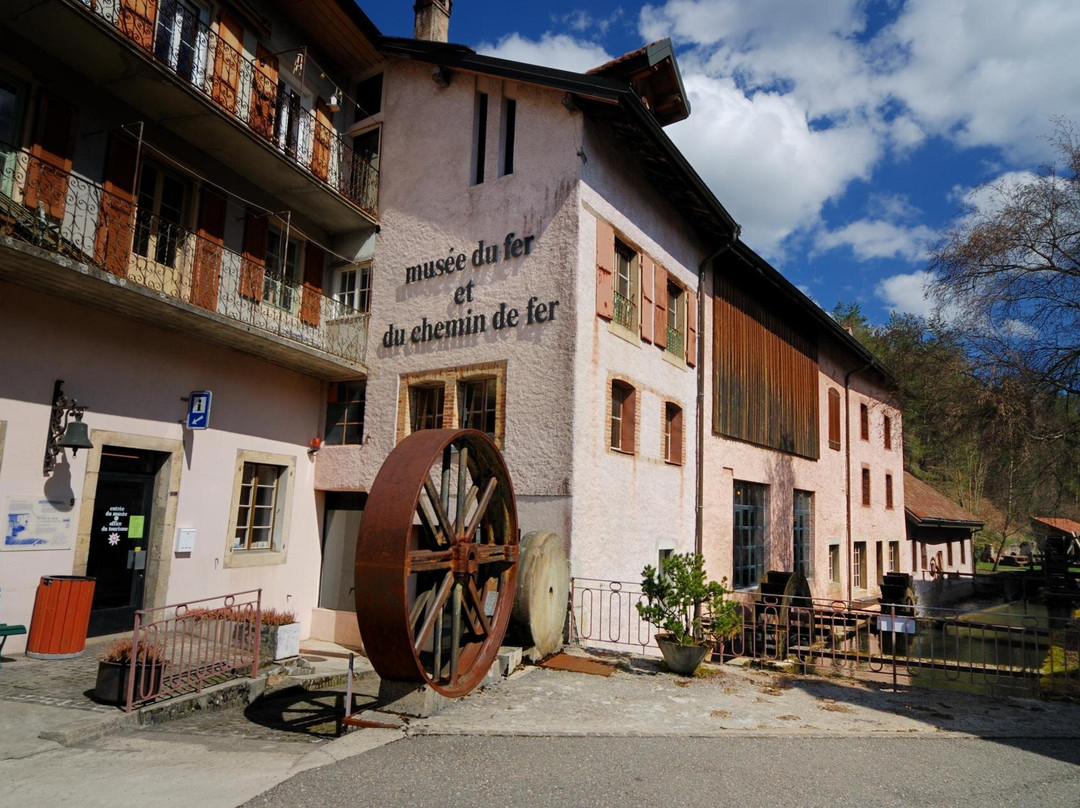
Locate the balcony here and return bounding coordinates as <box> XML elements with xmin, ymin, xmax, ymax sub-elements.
<box><xmin>3</xmin><ymin>0</ymin><xmax>378</xmax><ymax>232</ymax></box>
<box><xmin>0</xmin><ymin>143</ymin><xmax>368</xmax><ymax>379</ymax></box>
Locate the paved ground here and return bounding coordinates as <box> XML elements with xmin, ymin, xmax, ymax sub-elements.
<box><xmin>3</xmin><ymin>643</ymin><xmax>1080</xmax><ymax>807</ymax></box>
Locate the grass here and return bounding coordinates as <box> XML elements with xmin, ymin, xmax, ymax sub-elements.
<box><xmin>975</xmin><ymin>561</ymin><xmax>1080</xmax><ymax>574</ymax></box>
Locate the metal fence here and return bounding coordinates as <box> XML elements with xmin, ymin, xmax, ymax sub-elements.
<box><xmin>0</xmin><ymin>142</ymin><xmax>369</xmax><ymax>365</ymax></box>
<box><xmin>126</xmin><ymin>589</ymin><xmax>262</xmax><ymax>712</ymax></box>
<box><xmin>570</xmin><ymin>578</ymin><xmax>1080</xmax><ymax>699</ymax></box>
<box><xmin>69</xmin><ymin>0</ymin><xmax>378</xmax><ymax>215</ymax></box>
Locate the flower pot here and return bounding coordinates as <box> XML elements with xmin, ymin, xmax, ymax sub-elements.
<box><xmin>655</xmin><ymin>634</ymin><xmax>711</xmax><ymax>675</ymax></box>
<box><xmin>94</xmin><ymin>660</ymin><xmax>165</xmax><ymax>705</ymax></box>
<box><xmin>261</xmin><ymin>622</ymin><xmax>301</xmax><ymax>662</ymax></box>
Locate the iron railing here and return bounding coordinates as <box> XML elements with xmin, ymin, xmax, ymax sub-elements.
<box><xmin>0</xmin><ymin>142</ymin><xmax>369</xmax><ymax>365</ymax></box>
<box><xmin>570</xmin><ymin>577</ymin><xmax>1080</xmax><ymax>699</ymax></box>
<box><xmin>613</xmin><ymin>291</ymin><xmax>636</xmax><ymax>330</ymax></box>
<box><xmin>68</xmin><ymin>0</ymin><xmax>378</xmax><ymax>216</ymax></box>
<box><xmin>127</xmin><ymin>589</ymin><xmax>262</xmax><ymax>712</ymax></box>
<box><xmin>665</xmin><ymin>325</ymin><xmax>684</xmax><ymax>357</ymax></box>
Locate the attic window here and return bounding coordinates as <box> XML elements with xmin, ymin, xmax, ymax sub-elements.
<box><xmin>355</xmin><ymin>73</ymin><xmax>382</xmax><ymax>121</ymax></box>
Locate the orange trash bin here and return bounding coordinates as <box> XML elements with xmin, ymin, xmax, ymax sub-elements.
<box><xmin>25</xmin><ymin>576</ymin><xmax>96</xmax><ymax>659</ymax></box>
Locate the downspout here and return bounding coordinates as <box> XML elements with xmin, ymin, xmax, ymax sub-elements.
<box><xmin>844</xmin><ymin>362</ymin><xmax>872</xmax><ymax>604</ymax></box>
<box><xmin>695</xmin><ymin>230</ymin><xmax>739</xmax><ymax>558</ymax></box>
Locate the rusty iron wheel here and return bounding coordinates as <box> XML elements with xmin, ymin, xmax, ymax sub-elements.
<box><xmin>355</xmin><ymin>429</ymin><xmax>519</xmax><ymax>698</ymax></box>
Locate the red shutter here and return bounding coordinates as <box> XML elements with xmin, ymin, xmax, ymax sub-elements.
<box><xmin>670</xmin><ymin>405</ymin><xmax>683</xmax><ymax>464</ymax></box>
<box><xmin>828</xmin><ymin>388</ymin><xmax>841</xmax><ymax>450</ymax></box>
<box><xmin>654</xmin><ymin>266</ymin><xmax>668</xmax><ymax>350</ymax></box>
<box><xmin>250</xmin><ymin>45</ymin><xmax>279</xmax><ymax>141</ymax></box>
<box><xmin>118</xmin><ymin>0</ymin><xmax>159</xmax><ymax>51</ymax></box>
<box><xmin>640</xmin><ymin>257</ymin><xmax>654</xmax><ymax>343</ymax></box>
<box><xmin>311</xmin><ymin>99</ymin><xmax>333</xmax><ymax>181</ymax></box>
<box><xmin>595</xmin><ymin>218</ymin><xmax>614</xmax><ymax>319</ymax></box>
<box><xmin>239</xmin><ymin>212</ymin><xmax>267</xmax><ymax>300</ymax></box>
<box><xmin>24</xmin><ymin>93</ymin><xmax>76</xmax><ymax>220</ymax></box>
<box><xmin>686</xmin><ymin>289</ymin><xmax>697</xmax><ymax>367</ymax></box>
<box><xmin>212</xmin><ymin>11</ymin><xmax>244</xmax><ymax>113</ymax></box>
<box><xmin>93</xmin><ymin>132</ymin><xmax>138</xmax><ymax>277</ymax></box>
<box><xmin>190</xmin><ymin>187</ymin><xmax>227</xmax><ymax>310</ymax></box>
<box><xmin>622</xmin><ymin>386</ymin><xmax>636</xmax><ymax>454</ymax></box>
<box><xmin>300</xmin><ymin>242</ymin><xmax>324</xmax><ymax>326</ymax></box>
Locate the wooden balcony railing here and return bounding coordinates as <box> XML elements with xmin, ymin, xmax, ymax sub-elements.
<box><xmin>69</xmin><ymin>0</ymin><xmax>378</xmax><ymax>217</ymax></box>
<box><xmin>0</xmin><ymin>142</ymin><xmax>368</xmax><ymax>367</ymax></box>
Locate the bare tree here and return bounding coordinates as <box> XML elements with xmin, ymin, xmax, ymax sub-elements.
<box><xmin>929</xmin><ymin>121</ymin><xmax>1080</xmax><ymax>396</ymax></box>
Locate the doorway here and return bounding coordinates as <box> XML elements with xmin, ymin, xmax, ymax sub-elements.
<box><xmin>86</xmin><ymin>447</ymin><xmax>165</xmax><ymax>636</ymax></box>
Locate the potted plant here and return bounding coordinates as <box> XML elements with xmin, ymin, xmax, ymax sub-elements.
<box><xmin>258</xmin><ymin>608</ymin><xmax>300</xmax><ymax>662</ymax></box>
<box><xmin>93</xmin><ymin>638</ymin><xmax>168</xmax><ymax>705</ymax></box>
<box><xmin>636</xmin><ymin>552</ymin><xmax>740</xmax><ymax>675</ymax></box>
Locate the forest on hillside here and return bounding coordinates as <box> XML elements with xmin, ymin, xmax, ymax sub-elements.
<box><xmin>832</xmin><ymin>123</ymin><xmax>1080</xmax><ymax>561</ymax></box>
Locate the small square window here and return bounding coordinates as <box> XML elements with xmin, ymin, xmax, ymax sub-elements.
<box><xmin>860</xmin><ymin>403</ymin><xmax>869</xmax><ymax>441</ymax></box>
<box><xmin>460</xmin><ymin>378</ymin><xmax>497</xmax><ymax>436</ymax></box>
<box><xmin>610</xmin><ymin>380</ymin><xmax>636</xmax><ymax>453</ymax></box>
<box><xmin>411</xmin><ymin>385</ymin><xmax>445</xmax><ymax>432</ymax></box>
<box><xmin>233</xmin><ymin>461</ymin><xmax>286</xmax><ymax>552</ymax></box>
<box><xmin>325</xmin><ymin>380</ymin><xmax>366</xmax><ymax>445</ymax></box>
<box><xmin>828</xmin><ymin>544</ymin><xmax>840</xmax><ymax>586</ymax></box>
<box><xmin>334</xmin><ymin>263</ymin><xmax>371</xmax><ymax>313</ymax></box>
<box><xmin>613</xmin><ymin>241</ymin><xmax>638</xmax><ymax>331</ymax></box>
<box><xmin>663</xmin><ymin>402</ymin><xmax>683</xmax><ymax>465</ymax></box>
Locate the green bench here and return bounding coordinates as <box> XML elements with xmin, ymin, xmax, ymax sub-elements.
<box><xmin>0</xmin><ymin>588</ymin><xmax>27</xmax><ymax>669</ymax></box>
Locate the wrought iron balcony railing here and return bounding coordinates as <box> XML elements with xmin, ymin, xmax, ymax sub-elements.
<box><xmin>613</xmin><ymin>291</ymin><xmax>636</xmax><ymax>331</ymax></box>
<box><xmin>0</xmin><ymin>142</ymin><xmax>368</xmax><ymax>367</ymax></box>
<box><xmin>666</xmin><ymin>325</ymin><xmax>684</xmax><ymax>357</ymax></box>
<box><xmin>70</xmin><ymin>0</ymin><xmax>378</xmax><ymax>217</ymax></box>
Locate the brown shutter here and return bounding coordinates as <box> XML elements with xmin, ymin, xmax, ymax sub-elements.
<box><xmin>622</xmin><ymin>386</ymin><xmax>636</xmax><ymax>454</ymax></box>
<box><xmin>640</xmin><ymin>257</ymin><xmax>654</xmax><ymax>342</ymax></box>
<box><xmin>595</xmin><ymin>218</ymin><xmax>614</xmax><ymax>319</ymax></box>
<box><xmin>686</xmin><ymin>289</ymin><xmax>697</xmax><ymax>367</ymax></box>
<box><xmin>118</xmin><ymin>0</ymin><xmax>158</xmax><ymax>51</ymax></box>
<box><xmin>883</xmin><ymin>415</ymin><xmax>892</xmax><ymax>450</ymax></box>
<box><xmin>93</xmin><ymin>132</ymin><xmax>139</xmax><ymax>278</ymax></box>
<box><xmin>212</xmin><ymin>11</ymin><xmax>244</xmax><ymax>113</ymax></box>
<box><xmin>311</xmin><ymin>98</ymin><xmax>333</xmax><ymax>181</ymax></box>
<box><xmin>190</xmin><ymin>187</ymin><xmax>227</xmax><ymax>310</ymax></box>
<box><xmin>828</xmin><ymin>388</ymin><xmax>841</xmax><ymax>450</ymax></box>
<box><xmin>300</xmin><ymin>242</ymin><xmax>324</xmax><ymax>326</ymax></box>
<box><xmin>671</xmin><ymin>405</ymin><xmax>683</xmax><ymax>465</ymax></box>
<box><xmin>654</xmin><ymin>266</ymin><xmax>668</xmax><ymax>350</ymax></box>
<box><xmin>239</xmin><ymin>211</ymin><xmax>268</xmax><ymax>300</ymax></box>
<box><xmin>250</xmin><ymin>45</ymin><xmax>279</xmax><ymax>141</ymax></box>
<box><xmin>24</xmin><ymin>92</ymin><xmax>76</xmax><ymax>220</ymax></box>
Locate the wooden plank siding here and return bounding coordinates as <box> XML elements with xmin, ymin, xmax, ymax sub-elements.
<box><xmin>713</xmin><ymin>273</ymin><xmax>820</xmax><ymax>459</ymax></box>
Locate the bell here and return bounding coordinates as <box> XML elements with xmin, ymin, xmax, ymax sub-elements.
<box><xmin>58</xmin><ymin>413</ymin><xmax>94</xmax><ymax>454</ymax></box>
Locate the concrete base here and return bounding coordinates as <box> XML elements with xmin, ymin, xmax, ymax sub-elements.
<box><xmin>376</xmin><ymin>680</ymin><xmax>453</xmax><ymax>718</ymax></box>
<box><xmin>497</xmin><ymin>646</ymin><xmax>523</xmax><ymax>676</ymax></box>
<box><xmin>309</xmin><ymin>607</ymin><xmax>364</xmax><ymax>649</ymax></box>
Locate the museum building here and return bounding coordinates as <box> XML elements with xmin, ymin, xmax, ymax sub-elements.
<box><xmin>0</xmin><ymin>0</ymin><xmax>908</xmax><ymax>654</ymax></box>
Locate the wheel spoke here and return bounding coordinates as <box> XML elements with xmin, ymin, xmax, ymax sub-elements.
<box><xmin>408</xmin><ymin>549</ymin><xmax>453</xmax><ymax>572</ymax></box>
<box><xmin>473</xmin><ymin>544</ymin><xmax>514</xmax><ymax>564</ymax></box>
<box><xmin>455</xmin><ymin>447</ymin><xmax>469</xmax><ymax>534</ymax></box>
<box><xmin>465</xmin><ymin>578</ymin><xmax>493</xmax><ymax>637</ymax></box>
<box><xmin>449</xmin><ymin>582</ymin><xmax>462</xmax><ymax>683</ymax></box>
<box><xmin>421</xmin><ymin>477</ymin><xmax>455</xmax><ymax>544</ymax></box>
<box><xmin>413</xmin><ymin>573</ymin><xmax>453</xmax><ymax>653</ymax></box>
<box><xmin>464</xmin><ymin>477</ymin><xmax>498</xmax><ymax>542</ymax></box>
<box><xmin>409</xmin><ymin>586</ymin><xmax>433</xmax><ymax>629</ymax></box>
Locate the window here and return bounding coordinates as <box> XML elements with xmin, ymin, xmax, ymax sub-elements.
<box><xmin>665</xmin><ymin>280</ymin><xmax>685</xmax><ymax>357</ymax></box>
<box><xmin>960</xmin><ymin>540</ymin><xmax>966</xmax><ymax>565</ymax></box>
<box><xmin>154</xmin><ymin>0</ymin><xmax>203</xmax><ymax>82</ymax></box>
<box><xmin>876</xmin><ymin>541</ymin><xmax>884</xmax><ymax>586</ymax></box>
<box><xmin>411</xmin><ymin>385</ymin><xmax>445</xmax><ymax>432</ymax></box>
<box><xmin>793</xmin><ymin>490</ymin><xmax>813</xmax><ymax>579</ymax></box>
<box><xmin>355</xmin><ymin>73</ymin><xmax>383</xmax><ymax>120</ymax></box>
<box><xmin>472</xmin><ymin>92</ymin><xmax>488</xmax><ymax>185</ymax></box>
<box><xmin>133</xmin><ymin>163</ymin><xmax>187</xmax><ymax>268</ymax></box>
<box><xmin>853</xmin><ymin>542</ymin><xmax>867</xmax><ymax>590</ymax></box>
<box><xmin>947</xmin><ymin>543</ymin><xmax>954</xmax><ymax>567</ymax></box>
<box><xmin>889</xmin><ymin>540</ymin><xmax>900</xmax><ymax>572</ymax></box>
<box><xmin>460</xmin><ymin>378</ymin><xmax>497</xmax><ymax>436</ymax></box>
<box><xmin>610</xmin><ymin>380</ymin><xmax>636</xmax><ymax>453</ymax></box>
<box><xmin>733</xmin><ymin>481</ymin><xmax>767</xmax><ymax>589</ymax></box>
<box><xmin>333</xmin><ymin>262</ymin><xmax>371</xmax><ymax>313</ymax></box>
<box><xmin>829</xmin><ymin>543</ymin><xmax>841</xmax><ymax>587</ymax></box>
<box><xmin>663</xmin><ymin>402</ymin><xmax>683</xmax><ymax>465</ymax></box>
<box><xmin>264</xmin><ymin>227</ymin><xmax>302</xmax><ymax>312</ymax></box>
<box><xmin>658</xmin><ymin>548</ymin><xmax>673</xmax><ymax>580</ymax></box>
<box><xmin>920</xmin><ymin>542</ymin><xmax>928</xmax><ymax>571</ymax></box>
<box><xmin>860</xmin><ymin>403</ymin><xmax>869</xmax><ymax>441</ymax></box>
<box><xmin>613</xmin><ymin>240</ymin><xmax>638</xmax><ymax>331</ymax></box>
<box><xmin>883</xmin><ymin>415</ymin><xmax>892</xmax><ymax>450</ymax></box>
<box><xmin>885</xmin><ymin>473</ymin><xmax>894</xmax><ymax>509</ymax></box>
<box><xmin>325</xmin><ymin>380</ymin><xmax>365</xmax><ymax>445</ymax></box>
<box><xmin>827</xmin><ymin>388</ymin><xmax>841</xmax><ymax>451</ymax></box>
<box><xmin>234</xmin><ymin>462</ymin><xmax>282</xmax><ymax>550</ymax></box>
<box><xmin>500</xmin><ymin>97</ymin><xmax>516</xmax><ymax>176</ymax></box>
<box><xmin>861</xmin><ymin>467</ymin><xmax>871</xmax><ymax>507</ymax></box>
<box><xmin>226</xmin><ymin>450</ymin><xmax>293</xmax><ymax>567</ymax></box>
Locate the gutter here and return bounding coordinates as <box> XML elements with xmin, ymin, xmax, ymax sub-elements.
<box><xmin>844</xmin><ymin>362</ymin><xmax>872</xmax><ymax>603</ymax></box>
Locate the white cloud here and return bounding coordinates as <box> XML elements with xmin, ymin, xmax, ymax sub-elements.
<box><xmin>876</xmin><ymin>270</ymin><xmax>934</xmax><ymax>317</ymax></box>
<box><xmin>552</xmin><ymin>9</ymin><xmax>625</xmax><ymax>36</ymax></box>
<box><xmin>476</xmin><ymin>33</ymin><xmax>612</xmax><ymax>73</ymax></box>
<box><xmin>816</xmin><ymin>220</ymin><xmax>936</xmax><ymax>262</ymax></box>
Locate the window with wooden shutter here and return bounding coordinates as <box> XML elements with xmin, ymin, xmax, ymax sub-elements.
<box><xmin>640</xmin><ymin>257</ymin><xmax>654</xmax><ymax>343</ymax></box>
<box><xmin>190</xmin><ymin>187</ymin><xmax>227</xmax><ymax>310</ymax></box>
<box><xmin>663</xmin><ymin>402</ymin><xmax>683</xmax><ymax>465</ymax></box>
<box><xmin>860</xmin><ymin>403</ymin><xmax>869</xmax><ymax>441</ymax></box>
<box><xmin>300</xmin><ymin>242</ymin><xmax>324</xmax><ymax>326</ymax></box>
<box><xmin>827</xmin><ymin>388</ymin><xmax>841</xmax><ymax>451</ymax></box>
<box><xmin>25</xmin><ymin>92</ymin><xmax>76</xmax><ymax>221</ymax></box>
<box><xmin>312</xmin><ymin>98</ymin><xmax>333</xmax><ymax>181</ymax></box>
<box><xmin>686</xmin><ymin>290</ymin><xmax>697</xmax><ymax>367</ymax></box>
<box><xmin>239</xmin><ymin>211</ymin><xmax>268</xmax><ymax>300</ymax></box>
<box><xmin>883</xmin><ymin>415</ymin><xmax>892</xmax><ymax>450</ymax></box>
<box><xmin>861</xmin><ymin>467</ymin><xmax>871</xmax><ymax>507</ymax></box>
<box><xmin>93</xmin><ymin>131</ymin><xmax>138</xmax><ymax>277</ymax></box>
<box><xmin>653</xmin><ymin>265</ymin><xmax>668</xmax><ymax>350</ymax></box>
<box><xmin>212</xmin><ymin>11</ymin><xmax>243</xmax><ymax>113</ymax></box>
<box><xmin>250</xmin><ymin>45</ymin><xmax>279</xmax><ymax>140</ymax></box>
<box><xmin>118</xmin><ymin>0</ymin><xmax>159</xmax><ymax>51</ymax></box>
<box><xmin>595</xmin><ymin>218</ymin><xmax>615</xmax><ymax>319</ymax></box>
<box><xmin>610</xmin><ymin>380</ymin><xmax>636</xmax><ymax>454</ymax></box>
<box><xmin>885</xmin><ymin>473</ymin><xmax>894</xmax><ymax>509</ymax></box>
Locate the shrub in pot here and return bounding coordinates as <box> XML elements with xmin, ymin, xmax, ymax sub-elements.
<box><xmin>636</xmin><ymin>553</ymin><xmax>740</xmax><ymax>675</ymax></box>
<box><xmin>94</xmin><ymin>639</ymin><xmax>168</xmax><ymax>705</ymax></box>
<box><xmin>258</xmin><ymin>608</ymin><xmax>300</xmax><ymax>662</ymax></box>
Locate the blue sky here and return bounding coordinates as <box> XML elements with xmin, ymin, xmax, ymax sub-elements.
<box><xmin>364</xmin><ymin>1</ymin><xmax>1080</xmax><ymax>325</ymax></box>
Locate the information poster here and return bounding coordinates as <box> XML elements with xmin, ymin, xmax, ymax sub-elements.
<box><xmin>3</xmin><ymin>496</ymin><xmax>75</xmax><ymax>551</ymax></box>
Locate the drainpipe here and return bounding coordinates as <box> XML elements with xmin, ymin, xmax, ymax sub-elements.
<box><xmin>695</xmin><ymin>231</ymin><xmax>739</xmax><ymax>559</ymax></box>
<box><xmin>844</xmin><ymin>362</ymin><xmax>872</xmax><ymax>604</ymax></box>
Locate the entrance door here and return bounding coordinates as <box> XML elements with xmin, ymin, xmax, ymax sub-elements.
<box><xmin>86</xmin><ymin>448</ymin><xmax>161</xmax><ymax>636</ymax></box>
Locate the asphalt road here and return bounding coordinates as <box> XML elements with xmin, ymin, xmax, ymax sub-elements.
<box><xmin>242</xmin><ymin>735</ymin><xmax>1080</xmax><ymax>808</ymax></box>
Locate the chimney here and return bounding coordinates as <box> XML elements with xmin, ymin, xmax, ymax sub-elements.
<box><xmin>414</xmin><ymin>0</ymin><xmax>451</xmax><ymax>42</ymax></box>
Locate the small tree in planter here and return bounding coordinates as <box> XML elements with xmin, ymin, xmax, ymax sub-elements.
<box><xmin>636</xmin><ymin>553</ymin><xmax>740</xmax><ymax>674</ymax></box>
<box><xmin>94</xmin><ymin>639</ymin><xmax>168</xmax><ymax>705</ymax></box>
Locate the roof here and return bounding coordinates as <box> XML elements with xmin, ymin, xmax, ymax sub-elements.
<box><xmin>586</xmin><ymin>39</ymin><xmax>690</xmax><ymax>125</ymax></box>
<box><xmin>903</xmin><ymin>472</ymin><xmax>983</xmax><ymax>529</ymax></box>
<box><xmin>1031</xmin><ymin>516</ymin><xmax>1080</xmax><ymax>537</ymax></box>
